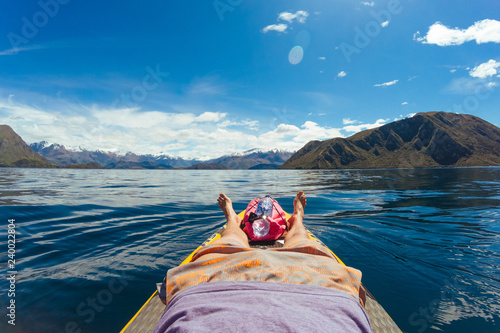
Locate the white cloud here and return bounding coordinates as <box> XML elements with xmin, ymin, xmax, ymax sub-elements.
<box><xmin>343</xmin><ymin>118</ymin><xmax>358</xmax><ymax>125</ymax></box>
<box><xmin>361</xmin><ymin>1</ymin><xmax>375</xmax><ymax>6</ymax></box>
<box><xmin>0</xmin><ymin>93</ymin><xmax>414</xmax><ymax>160</ymax></box>
<box><xmin>244</xmin><ymin>120</ymin><xmax>260</xmax><ymax>130</ymax></box>
<box><xmin>275</xmin><ymin>123</ymin><xmax>301</xmax><ymax>134</ymax></box>
<box><xmin>393</xmin><ymin>113</ymin><xmax>415</xmax><ymax>121</ymax></box>
<box><xmin>260</xmin><ymin>123</ymin><xmax>300</xmax><ymax>142</ymax></box>
<box><xmin>443</xmin><ymin>77</ymin><xmax>497</xmax><ymax>95</ymax></box>
<box><xmin>293</xmin><ymin>121</ymin><xmax>343</xmax><ymax>143</ymax></box>
<box><xmin>0</xmin><ymin>48</ymin><xmax>20</xmax><ymax>56</ymax></box>
<box><xmin>414</xmin><ymin>19</ymin><xmax>500</xmax><ymax>46</ymax></box>
<box><xmin>342</xmin><ymin>118</ymin><xmax>389</xmax><ymax>133</ymax></box>
<box><xmin>162</xmin><ymin>142</ymin><xmax>188</xmax><ymax>151</ymax></box>
<box><xmin>450</xmin><ymin>69</ymin><xmax>457</xmax><ymax>73</ymax></box>
<box><xmin>218</xmin><ymin>119</ymin><xmax>259</xmax><ymax>131</ymax></box>
<box><xmin>263</xmin><ymin>10</ymin><xmax>309</xmax><ymax>33</ymax></box>
<box><xmin>337</xmin><ymin>71</ymin><xmax>347</xmax><ymax>78</ymax></box>
<box><xmin>195</xmin><ymin>111</ymin><xmax>227</xmax><ymax>122</ymax></box>
<box><xmin>402</xmin><ymin>102</ymin><xmax>408</xmax><ymax>105</ymax></box>
<box><xmin>469</xmin><ymin>59</ymin><xmax>500</xmax><ymax>79</ymax></box>
<box><xmin>0</xmin><ymin>45</ymin><xmax>44</xmax><ymax>56</ymax></box>
<box><xmin>91</xmin><ymin>107</ymin><xmax>203</xmax><ymax>129</ymax></box>
<box><xmin>262</xmin><ymin>23</ymin><xmax>288</xmax><ymax>33</ymax></box>
<box><xmin>278</xmin><ymin>11</ymin><xmax>309</xmax><ymax>24</ymax></box>
<box><xmin>207</xmin><ymin>121</ymin><xmax>344</xmax><ymax>156</ymax></box>
<box><xmin>381</xmin><ymin>21</ymin><xmax>389</xmax><ymax>28</ymax></box>
<box><xmin>0</xmin><ymin>96</ymin><xmax>261</xmax><ymax>159</ymax></box>
<box><xmin>374</xmin><ymin>79</ymin><xmax>399</xmax><ymax>87</ymax></box>
<box><xmin>0</xmin><ymin>94</ymin><xmax>370</xmax><ymax>159</ymax></box>
<box><xmin>318</xmin><ymin>56</ymin><xmax>326</xmax><ymax>60</ymax></box>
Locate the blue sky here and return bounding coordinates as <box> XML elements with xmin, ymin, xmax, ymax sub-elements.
<box><xmin>0</xmin><ymin>0</ymin><xmax>499</xmax><ymax>159</ymax></box>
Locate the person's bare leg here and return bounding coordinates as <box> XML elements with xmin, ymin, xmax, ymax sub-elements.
<box><xmin>283</xmin><ymin>191</ymin><xmax>309</xmax><ymax>248</ymax></box>
<box><xmin>216</xmin><ymin>193</ymin><xmax>250</xmax><ymax>248</ymax></box>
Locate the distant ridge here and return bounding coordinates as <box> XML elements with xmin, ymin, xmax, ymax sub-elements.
<box><xmin>31</xmin><ymin>141</ymin><xmax>294</xmax><ymax>169</ymax></box>
<box><xmin>0</xmin><ymin>125</ymin><xmax>54</xmax><ymax>167</ymax></box>
<box><xmin>30</xmin><ymin>142</ymin><xmax>194</xmax><ymax>169</ymax></box>
<box><xmin>281</xmin><ymin>112</ymin><xmax>500</xmax><ymax>169</ymax></box>
<box><xmin>207</xmin><ymin>149</ymin><xmax>294</xmax><ymax>169</ymax></box>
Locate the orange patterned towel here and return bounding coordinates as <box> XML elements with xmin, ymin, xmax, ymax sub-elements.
<box><xmin>165</xmin><ymin>239</ymin><xmax>362</xmax><ymax>305</ymax></box>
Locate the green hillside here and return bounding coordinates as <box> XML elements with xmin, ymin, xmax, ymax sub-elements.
<box><xmin>281</xmin><ymin>112</ymin><xmax>500</xmax><ymax>169</ymax></box>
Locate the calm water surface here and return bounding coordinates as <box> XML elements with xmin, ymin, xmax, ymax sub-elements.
<box><xmin>0</xmin><ymin>167</ymin><xmax>499</xmax><ymax>333</ymax></box>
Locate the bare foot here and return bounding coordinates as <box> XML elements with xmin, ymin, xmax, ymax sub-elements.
<box><xmin>287</xmin><ymin>191</ymin><xmax>307</xmax><ymax>231</ymax></box>
<box><xmin>283</xmin><ymin>191</ymin><xmax>309</xmax><ymax>247</ymax></box>
<box><xmin>218</xmin><ymin>193</ymin><xmax>236</xmax><ymax>219</ymax></box>
<box><xmin>293</xmin><ymin>191</ymin><xmax>306</xmax><ymax>217</ymax></box>
<box><xmin>216</xmin><ymin>193</ymin><xmax>248</xmax><ymax>247</ymax></box>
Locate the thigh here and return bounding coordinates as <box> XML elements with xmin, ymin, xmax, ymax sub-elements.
<box><xmin>271</xmin><ymin>239</ymin><xmax>339</xmax><ymax>262</ymax></box>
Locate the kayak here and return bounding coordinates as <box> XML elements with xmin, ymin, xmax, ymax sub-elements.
<box><xmin>120</xmin><ymin>210</ymin><xmax>401</xmax><ymax>333</ymax></box>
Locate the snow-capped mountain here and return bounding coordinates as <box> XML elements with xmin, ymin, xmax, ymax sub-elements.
<box><xmin>206</xmin><ymin>149</ymin><xmax>294</xmax><ymax>169</ymax></box>
<box><xmin>29</xmin><ymin>142</ymin><xmax>198</xmax><ymax>169</ymax></box>
<box><xmin>29</xmin><ymin>142</ymin><xmax>295</xmax><ymax>169</ymax></box>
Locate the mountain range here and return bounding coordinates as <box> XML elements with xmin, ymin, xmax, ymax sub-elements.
<box><xmin>29</xmin><ymin>142</ymin><xmax>192</xmax><ymax>169</ymax></box>
<box><xmin>1</xmin><ymin>111</ymin><xmax>499</xmax><ymax>169</ymax></box>
<box><xmin>281</xmin><ymin>112</ymin><xmax>500</xmax><ymax>169</ymax></box>
<box><xmin>28</xmin><ymin>142</ymin><xmax>293</xmax><ymax>169</ymax></box>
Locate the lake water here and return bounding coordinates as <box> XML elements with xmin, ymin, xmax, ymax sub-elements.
<box><xmin>0</xmin><ymin>167</ymin><xmax>499</xmax><ymax>333</ymax></box>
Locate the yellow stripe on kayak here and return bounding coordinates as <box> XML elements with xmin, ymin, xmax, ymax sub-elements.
<box><xmin>121</xmin><ymin>209</ymin><xmax>307</xmax><ymax>333</ymax></box>
<box><xmin>307</xmin><ymin>233</ymin><xmax>346</xmax><ymax>266</ymax></box>
<box><xmin>180</xmin><ymin>231</ymin><xmax>222</xmax><ymax>266</ymax></box>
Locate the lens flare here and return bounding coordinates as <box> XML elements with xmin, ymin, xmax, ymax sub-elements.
<box><xmin>288</xmin><ymin>46</ymin><xmax>304</xmax><ymax>65</ymax></box>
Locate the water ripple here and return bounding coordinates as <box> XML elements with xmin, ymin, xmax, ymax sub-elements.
<box><xmin>0</xmin><ymin>167</ymin><xmax>499</xmax><ymax>333</ymax></box>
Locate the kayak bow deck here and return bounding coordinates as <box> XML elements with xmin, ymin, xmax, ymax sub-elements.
<box><xmin>121</xmin><ymin>211</ymin><xmax>401</xmax><ymax>333</ymax></box>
